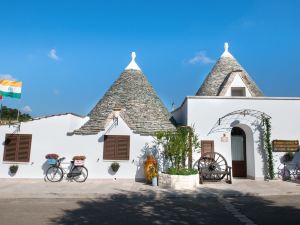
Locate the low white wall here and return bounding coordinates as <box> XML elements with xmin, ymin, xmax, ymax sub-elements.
<box><xmin>158</xmin><ymin>173</ymin><xmax>199</xmax><ymax>189</ymax></box>
<box><xmin>0</xmin><ymin>114</ymin><xmax>154</xmax><ymax>180</ymax></box>
<box><xmin>173</xmin><ymin>97</ymin><xmax>300</xmax><ymax>180</ymax></box>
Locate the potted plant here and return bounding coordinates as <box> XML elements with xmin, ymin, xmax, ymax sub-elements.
<box><xmin>73</xmin><ymin>155</ymin><xmax>86</xmax><ymax>160</ymax></box>
<box><xmin>9</xmin><ymin>165</ymin><xmax>18</xmax><ymax>174</ymax></box>
<box><xmin>45</xmin><ymin>153</ymin><xmax>59</xmax><ymax>159</ymax></box>
<box><xmin>149</xmin><ymin>166</ymin><xmax>158</xmax><ymax>186</ymax></box>
<box><xmin>110</xmin><ymin>162</ymin><xmax>120</xmax><ymax>173</ymax></box>
<box><xmin>154</xmin><ymin>126</ymin><xmax>201</xmax><ymax>189</ymax></box>
<box><xmin>45</xmin><ymin>154</ymin><xmax>59</xmax><ymax>165</ymax></box>
<box><xmin>144</xmin><ymin>155</ymin><xmax>157</xmax><ymax>183</ymax></box>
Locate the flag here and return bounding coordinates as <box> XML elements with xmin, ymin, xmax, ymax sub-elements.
<box><xmin>0</xmin><ymin>95</ymin><xmax>2</xmax><ymax>100</ymax></box>
<box><xmin>0</xmin><ymin>80</ymin><xmax>22</xmax><ymax>99</ymax></box>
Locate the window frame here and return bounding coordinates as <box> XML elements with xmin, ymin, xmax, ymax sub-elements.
<box><xmin>103</xmin><ymin>135</ymin><xmax>130</xmax><ymax>161</ymax></box>
<box><xmin>3</xmin><ymin>134</ymin><xmax>32</xmax><ymax>163</ymax></box>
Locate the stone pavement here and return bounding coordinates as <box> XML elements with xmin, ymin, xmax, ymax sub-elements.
<box><xmin>0</xmin><ymin>178</ymin><xmax>299</xmax><ymax>199</ymax></box>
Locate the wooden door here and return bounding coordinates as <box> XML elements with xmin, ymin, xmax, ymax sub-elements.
<box><xmin>231</xmin><ymin>135</ymin><xmax>246</xmax><ymax>177</ymax></box>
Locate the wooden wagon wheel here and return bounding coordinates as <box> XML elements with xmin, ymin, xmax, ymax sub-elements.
<box><xmin>198</xmin><ymin>152</ymin><xmax>228</xmax><ymax>180</ymax></box>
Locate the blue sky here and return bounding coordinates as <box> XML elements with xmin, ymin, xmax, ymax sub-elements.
<box><xmin>0</xmin><ymin>0</ymin><xmax>300</xmax><ymax>116</ymax></box>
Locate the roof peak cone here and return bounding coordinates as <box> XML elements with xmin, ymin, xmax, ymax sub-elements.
<box><xmin>220</xmin><ymin>42</ymin><xmax>234</xmax><ymax>58</ymax></box>
<box><xmin>73</xmin><ymin>54</ymin><xmax>175</xmax><ymax>135</ymax></box>
<box><xmin>196</xmin><ymin>42</ymin><xmax>263</xmax><ymax>97</ymax></box>
<box><xmin>125</xmin><ymin>51</ymin><xmax>141</xmax><ymax>71</ymax></box>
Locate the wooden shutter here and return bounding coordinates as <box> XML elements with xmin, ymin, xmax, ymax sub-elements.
<box><xmin>3</xmin><ymin>134</ymin><xmax>18</xmax><ymax>161</ymax></box>
<box><xmin>103</xmin><ymin>135</ymin><xmax>130</xmax><ymax>160</ymax></box>
<box><xmin>3</xmin><ymin>134</ymin><xmax>32</xmax><ymax>162</ymax></box>
<box><xmin>17</xmin><ymin>134</ymin><xmax>32</xmax><ymax>162</ymax></box>
<box><xmin>116</xmin><ymin>136</ymin><xmax>130</xmax><ymax>160</ymax></box>
<box><xmin>103</xmin><ymin>135</ymin><xmax>116</xmax><ymax>160</ymax></box>
<box><xmin>201</xmin><ymin>140</ymin><xmax>214</xmax><ymax>156</ymax></box>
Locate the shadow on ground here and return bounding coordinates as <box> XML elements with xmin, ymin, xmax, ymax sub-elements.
<box><xmin>51</xmin><ymin>188</ymin><xmax>300</xmax><ymax>225</ymax></box>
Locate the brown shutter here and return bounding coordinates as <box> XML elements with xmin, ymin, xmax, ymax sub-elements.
<box><xmin>3</xmin><ymin>134</ymin><xmax>18</xmax><ymax>161</ymax></box>
<box><xmin>103</xmin><ymin>135</ymin><xmax>116</xmax><ymax>160</ymax></box>
<box><xmin>17</xmin><ymin>134</ymin><xmax>32</xmax><ymax>162</ymax></box>
<box><xmin>103</xmin><ymin>135</ymin><xmax>130</xmax><ymax>160</ymax></box>
<box><xmin>3</xmin><ymin>134</ymin><xmax>32</xmax><ymax>162</ymax></box>
<box><xmin>201</xmin><ymin>140</ymin><xmax>214</xmax><ymax>156</ymax></box>
<box><xmin>116</xmin><ymin>136</ymin><xmax>130</xmax><ymax>160</ymax></box>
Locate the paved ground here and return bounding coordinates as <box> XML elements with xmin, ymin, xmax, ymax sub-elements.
<box><xmin>0</xmin><ymin>197</ymin><xmax>243</xmax><ymax>225</ymax></box>
<box><xmin>0</xmin><ymin>178</ymin><xmax>299</xmax><ymax>198</ymax></box>
<box><xmin>0</xmin><ymin>179</ymin><xmax>300</xmax><ymax>225</ymax></box>
<box><xmin>1</xmin><ymin>195</ymin><xmax>300</xmax><ymax>225</ymax></box>
<box><xmin>229</xmin><ymin>195</ymin><xmax>300</xmax><ymax>225</ymax></box>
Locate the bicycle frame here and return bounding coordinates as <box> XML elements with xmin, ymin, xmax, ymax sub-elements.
<box><xmin>58</xmin><ymin>161</ymin><xmax>79</xmax><ymax>178</ymax></box>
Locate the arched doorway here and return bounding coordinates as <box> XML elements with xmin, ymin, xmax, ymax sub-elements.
<box><xmin>231</xmin><ymin>127</ymin><xmax>247</xmax><ymax>177</ymax></box>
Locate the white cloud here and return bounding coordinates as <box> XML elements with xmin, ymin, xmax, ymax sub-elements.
<box><xmin>53</xmin><ymin>89</ymin><xmax>60</xmax><ymax>95</ymax></box>
<box><xmin>0</xmin><ymin>74</ymin><xmax>16</xmax><ymax>81</ymax></box>
<box><xmin>188</xmin><ymin>51</ymin><xmax>215</xmax><ymax>65</ymax></box>
<box><xmin>48</xmin><ymin>49</ymin><xmax>59</xmax><ymax>61</ymax></box>
<box><xmin>21</xmin><ymin>105</ymin><xmax>32</xmax><ymax>113</ymax></box>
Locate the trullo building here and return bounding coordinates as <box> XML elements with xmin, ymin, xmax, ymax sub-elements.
<box><xmin>172</xmin><ymin>43</ymin><xmax>300</xmax><ymax>180</ymax></box>
<box><xmin>0</xmin><ymin>52</ymin><xmax>175</xmax><ymax>179</ymax></box>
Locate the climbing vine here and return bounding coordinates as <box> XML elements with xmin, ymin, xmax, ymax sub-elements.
<box><xmin>263</xmin><ymin>117</ymin><xmax>274</xmax><ymax>179</ymax></box>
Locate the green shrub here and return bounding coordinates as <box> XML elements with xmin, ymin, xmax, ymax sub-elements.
<box><xmin>110</xmin><ymin>162</ymin><xmax>120</xmax><ymax>172</ymax></box>
<box><xmin>154</xmin><ymin>126</ymin><xmax>200</xmax><ymax>170</ymax></box>
<box><xmin>9</xmin><ymin>165</ymin><xmax>18</xmax><ymax>174</ymax></box>
<box><xmin>167</xmin><ymin>167</ymin><xmax>198</xmax><ymax>175</ymax></box>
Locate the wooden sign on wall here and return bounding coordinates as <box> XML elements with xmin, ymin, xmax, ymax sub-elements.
<box><xmin>272</xmin><ymin>140</ymin><xmax>299</xmax><ymax>152</ymax></box>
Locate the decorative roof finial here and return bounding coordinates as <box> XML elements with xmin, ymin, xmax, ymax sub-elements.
<box><xmin>224</xmin><ymin>42</ymin><xmax>229</xmax><ymax>52</ymax></box>
<box><xmin>131</xmin><ymin>52</ymin><xmax>136</xmax><ymax>60</ymax></box>
<box><xmin>125</xmin><ymin>51</ymin><xmax>141</xmax><ymax>71</ymax></box>
<box><xmin>221</xmin><ymin>42</ymin><xmax>233</xmax><ymax>58</ymax></box>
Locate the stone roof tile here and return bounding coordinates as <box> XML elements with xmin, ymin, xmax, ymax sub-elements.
<box><xmin>73</xmin><ymin>69</ymin><xmax>175</xmax><ymax>135</ymax></box>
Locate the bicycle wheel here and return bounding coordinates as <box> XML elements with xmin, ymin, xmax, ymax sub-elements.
<box><xmin>46</xmin><ymin>166</ymin><xmax>63</xmax><ymax>182</ymax></box>
<box><xmin>278</xmin><ymin>167</ymin><xmax>291</xmax><ymax>181</ymax></box>
<box><xmin>73</xmin><ymin>166</ymin><xmax>88</xmax><ymax>183</ymax></box>
<box><xmin>295</xmin><ymin>166</ymin><xmax>300</xmax><ymax>180</ymax></box>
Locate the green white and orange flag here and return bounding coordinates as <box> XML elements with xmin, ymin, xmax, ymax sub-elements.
<box><xmin>0</xmin><ymin>80</ymin><xmax>22</xmax><ymax>99</ymax></box>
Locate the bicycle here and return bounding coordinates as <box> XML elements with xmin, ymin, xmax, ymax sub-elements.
<box><xmin>46</xmin><ymin>157</ymin><xmax>88</xmax><ymax>182</ymax></box>
<box><xmin>277</xmin><ymin>163</ymin><xmax>300</xmax><ymax>181</ymax></box>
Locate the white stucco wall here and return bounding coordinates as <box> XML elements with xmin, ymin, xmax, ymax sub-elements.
<box><xmin>173</xmin><ymin>96</ymin><xmax>300</xmax><ymax>180</ymax></box>
<box><xmin>171</xmin><ymin>99</ymin><xmax>187</xmax><ymax>125</ymax></box>
<box><xmin>0</xmin><ymin>113</ymin><xmax>154</xmax><ymax>180</ymax></box>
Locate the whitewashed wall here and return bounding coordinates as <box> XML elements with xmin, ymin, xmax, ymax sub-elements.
<box><xmin>0</xmin><ymin>114</ymin><xmax>154</xmax><ymax>180</ymax></box>
<box><xmin>223</xmin><ymin>73</ymin><xmax>252</xmax><ymax>97</ymax></box>
<box><xmin>173</xmin><ymin>97</ymin><xmax>300</xmax><ymax>180</ymax></box>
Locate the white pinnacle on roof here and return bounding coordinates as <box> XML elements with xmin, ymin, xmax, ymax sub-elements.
<box><xmin>221</xmin><ymin>42</ymin><xmax>234</xmax><ymax>58</ymax></box>
<box><xmin>125</xmin><ymin>52</ymin><xmax>141</xmax><ymax>71</ymax></box>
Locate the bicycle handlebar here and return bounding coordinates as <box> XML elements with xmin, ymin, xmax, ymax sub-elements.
<box><xmin>58</xmin><ymin>157</ymin><xmax>66</xmax><ymax>162</ymax></box>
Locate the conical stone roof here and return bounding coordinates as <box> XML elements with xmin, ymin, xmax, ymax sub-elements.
<box><xmin>196</xmin><ymin>43</ymin><xmax>263</xmax><ymax>97</ymax></box>
<box><xmin>74</xmin><ymin>53</ymin><xmax>175</xmax><ymax>135</ymax></box>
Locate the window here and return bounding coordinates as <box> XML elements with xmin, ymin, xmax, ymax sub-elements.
<box><xmin>3</xmin><ymin>134</ymin><xmax>32</xmax><ymax>162</ymax></box>
<box><xmin>231</xmin><ymin>87</ymin><xmax>246</xmax><ymax>96</ymax></box>
<box><xmin>103</xmin><ymin>135</ymin><xmax>130</xmax><ymax>160</ymax></box>
<box><xmin>201</xmin><ymin>140</ymin><xmax>214</xmax><ymax>155</ymax></box>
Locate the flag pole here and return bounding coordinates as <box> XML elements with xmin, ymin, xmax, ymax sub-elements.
<box><xmin>0</xmin><ymin>102</ymin><xmax>2</xmax><ymax>124</ymax></box>
<box><xmin>0</xmin><ymin>95</ymin><xmax>3</xmax><ymax>124</ymax></box>
<box><xmin>17</xmin><ymin>108</ymin><xmax>20</xmax><ymax>122</ymax></box>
